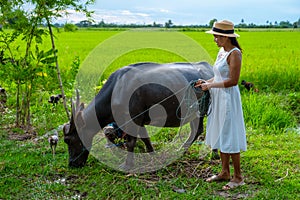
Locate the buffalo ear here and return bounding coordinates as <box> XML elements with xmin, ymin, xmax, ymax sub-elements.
<box><xmin>63</xmin><ymin>123</ymin><xmax>70</xmax><ymax>135</ymax></box>
<box><xmin>75</xmin><ymin>103</ymin><xmax>85</xmax><ymax>129</ymax></box>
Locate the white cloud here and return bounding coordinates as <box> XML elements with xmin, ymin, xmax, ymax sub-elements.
<box><xmin>159</xmin><ymin>9</ymin><xmax>170</xmax><ymax>13</ymax></box>
<box><xmin>91</xmin><ymin>9</ymin><xmax>152</xmax><ymax>24</ymax></box>
<box><xmin>55</xmin><ymin>9</ymin><xmax>88</xmax><ymax>24</ymax></box>
<box><xmin>55</xmin><ymin>0</ymin><xmax>300</xmax><ymax>25</ymax></box>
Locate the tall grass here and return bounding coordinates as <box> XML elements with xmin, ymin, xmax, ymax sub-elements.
<box><xmin>241</xmin><ymin>92</ymin><xmax>297</xmax><ymax>132</ymax></box>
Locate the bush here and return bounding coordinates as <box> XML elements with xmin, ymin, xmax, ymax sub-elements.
<box><xmin>64</xmin><ymin>23</ymin><xmax>78</xmax><ymax>32</ymax></box>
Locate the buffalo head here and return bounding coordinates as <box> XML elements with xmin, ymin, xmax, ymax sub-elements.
<box><xmin>63</xmin><ymin>91</ymin><xmax>89</xmax><ymax>167</ymax></box>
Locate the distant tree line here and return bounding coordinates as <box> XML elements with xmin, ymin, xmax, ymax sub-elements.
<box><xmin>49</xmin><ymin>18</ymin><xmax>300</xmax><ymax>30</ymax></box>
<box><xmin>236</xmin><ymin>18</ymin><xmax>300</xmax><ymax>28</ymax></box>
<box><xmin>2</xmin><ymin>17</ymin><xmax>299</xmax><ymax>30</ymax></box>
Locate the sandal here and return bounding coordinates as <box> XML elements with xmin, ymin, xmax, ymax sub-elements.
<box><xmin>222</xmin><ymin>180</ymin><xmax>245</xmax><ymax>190</ymax></box>
<box><xmin>206</xmin><ymin>175</ymin><xmax>230</xmax><ymax>182</ymax></box>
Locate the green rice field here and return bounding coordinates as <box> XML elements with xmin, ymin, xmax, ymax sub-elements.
<box><xmin>0</xmin><ymin>29</ymin><xmax>299</xmax><ymax>199</ymax></box>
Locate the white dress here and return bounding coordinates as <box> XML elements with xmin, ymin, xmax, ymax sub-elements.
<box><xmin>205</xmin><ymin>47</ymin><xmax>247</xmax><ymax>153</ymax></box>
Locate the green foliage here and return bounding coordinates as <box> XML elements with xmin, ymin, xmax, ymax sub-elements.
<box><xmin>0</xmin><ymin>0</ymin><xmax>96</xmax><ymax>127</ymax></box>
<box><xmin>0</xmin><ymin>0</ymin><xmax>95</xmax><ymax>28</ymax></box>
<box><xmin>0</xmin><ymin>26</ymin><xmax>57</xmax><ymax>126</ymax></box>
<box><xmin>209</xmin><ymin>19</ymin><xmax>217</xmax><ymax>27</ymax></box>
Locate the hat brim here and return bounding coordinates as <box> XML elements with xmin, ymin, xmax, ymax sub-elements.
<box><xmin>206</xmin><ymin>30</ymin><xmax>240</xmax><ymax>38</ymax></box>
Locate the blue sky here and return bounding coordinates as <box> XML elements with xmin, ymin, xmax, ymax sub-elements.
<box><xmin>62</xmin><ymin>0</ymin><xmax>300</xmax><ymax>25</ymax></box>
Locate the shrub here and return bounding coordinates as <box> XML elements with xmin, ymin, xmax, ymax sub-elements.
<box><xmin>64</xmin><ymin>23</ymin><xmax>78</xmax><ymax>32</ymax></box>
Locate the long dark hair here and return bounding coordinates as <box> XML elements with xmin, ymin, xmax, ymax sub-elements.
<box><xmin>229</xmin><ymin>37</ymin><xmax>242</xmax><ymax>53</ymax></box>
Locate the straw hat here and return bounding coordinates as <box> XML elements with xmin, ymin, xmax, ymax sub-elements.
<box><xmin>206</xmin><ymin>20</ymin><xmax>239</xmax><ymax>37</ymax></box>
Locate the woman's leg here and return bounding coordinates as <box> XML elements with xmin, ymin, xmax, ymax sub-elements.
<box><xmin>219</xmin><ymin>152</ymin><xmax>231</xmax><ymax>178</ymax></box>
<box><xmin>222</xmin><ymin>153</ymin><xmax>245</xmax><ymax>190</ymax></box>
<box><xmin>206</xmin><ymin>151</ymin><xmax>230</xmax><ymax>182</ymax></box>
<box><xmin>230</xmin><ymin>153</ymin><xmax>243</xmax><ymax>183</ymax></box>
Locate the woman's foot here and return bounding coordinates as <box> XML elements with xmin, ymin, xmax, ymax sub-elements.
<box><xmin>206</xmin><ymin>174</ymin><xmax>230</xmax><ymax>182</ymax></box>
<box><xmin>222</xmin><ymin>180</ymin><xmax>245</xmax><ymax>190</ymax></box>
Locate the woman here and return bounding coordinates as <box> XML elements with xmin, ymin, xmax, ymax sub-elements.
<box><xmin>195</xmin><ymin>20</ymin><xmax>247</xmax><ymax>190</ymax></box>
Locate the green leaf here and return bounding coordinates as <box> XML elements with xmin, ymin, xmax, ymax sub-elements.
<box><xmin>44</xmin><ymin>49</ymin><xmax>58</xmax><ymax>58</ymax></box>
<box><xmin>40</xmin><ymin>56</ymin><xmax>57</xmax><ymax>64</ymax></box>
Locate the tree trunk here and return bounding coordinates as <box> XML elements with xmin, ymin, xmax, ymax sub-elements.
<box><xmin>25</xmin><ymin>82</ymin><xmax>32</xmax><ymax>131</ymax></box>
<box><xmin>16</xmin><ymin>80</ymin><xmax>20</xmax><ymax>126</ymax></box>
<box><xmin>46</xmin><ymin>17</ymin><xmax>70</xmax><ymax>120</ymax></box>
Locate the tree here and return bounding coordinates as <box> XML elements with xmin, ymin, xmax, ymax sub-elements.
<box><xmin>238</xmin><ymin>19</ymin><xmax>247</xmax><ymax>28</ymax></box>
<box><xmin>98</xmin><ymin>19</ymin><xmax>105</xmax><ymax>27</ymax></box>
<box><xmin>0</xmin><ymin>0</ymin><xmax>95</xmax><ymax>128</ymax></box>
<box><xmin>165</xmin><ymin>19</ymin><xmax>173</xmax><ymax>28</ymax></box>
<box><xmin>293</xmin><ymin>22</ymin><xmax>298</xmax><ymax>28</ymax></box>
<box><xmin>279</xmin><ymin>20</ymin><xmax>292</xmax><ymax>28</ymax></box>
<box><xmin>209</xmin><ymin>19</ymin><xmax>217</xmax><ymax>27</ymax></box>
<box><xmin>76</xmin><ymin>20</ymin><xmax>93</xmax><ymax>27</ymax></box>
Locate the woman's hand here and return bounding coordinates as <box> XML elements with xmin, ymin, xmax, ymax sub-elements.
<box><xmin>194</xmin><ymin>79</ymin><xmax>211</xmax><ymax>91</ymax></box>
<box><xmin>200</xmin><ymin>82</ymin><xmax>210</xmax><ymax>91</ymax></box>
<box><xmin>194</xmin><ymin>79</ymin><xmax>205</xmax><ymax>88</ymax></box>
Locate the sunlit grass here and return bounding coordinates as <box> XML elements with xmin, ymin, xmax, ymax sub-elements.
<box><xmin>0</xmin><ymin>29</ymin><xmax>299</xmax><ymax>199</ymax></box>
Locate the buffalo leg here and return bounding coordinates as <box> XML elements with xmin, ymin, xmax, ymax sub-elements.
<box><xmin>140</xmin><ymin>137</ymin><xmax>154</xmax><ymax>153</ymax></box>
<box><xmin>182</xmin><ymin>117</ymin><xmax>204</xmax><ymax>150</ymax></box>
<box><xmin>121</xmin><ymin>126</ymin><xmax>154</xmax><ymax>171</ymax></box>
<box><xmin>120</xmin><ymin>135</ymin><xmax>137</xmax><ymax>171</ymax></box>
<box><xmin>138</xmin><ymin>126</ymin><xmax>154</xmax><ymax>153</ymax></box>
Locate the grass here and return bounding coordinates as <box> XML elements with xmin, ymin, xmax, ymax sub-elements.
<box><xmin>0</xmin><ymin>29</ymin><xmax>300</xmax><ymax>199</ymax></box>
<box><xmin>0</xmin><ymin>128</ymin><xmax>299</xmax><ymax>199</ymax></box>
<box><xmin>242</xmin><ymin>132</ymin><xmax>300</xmax><ymax>199</ymax></box>
<box><xmin>242</xmin><ymin>92</ymin><xmax>297</xmax><ymax>132</ymax></box>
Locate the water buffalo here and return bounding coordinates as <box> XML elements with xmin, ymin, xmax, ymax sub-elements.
<box><xmin>63</xmin><ymin>61</ymin><xmax>213</xmax><ymax>170</ymax></box>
